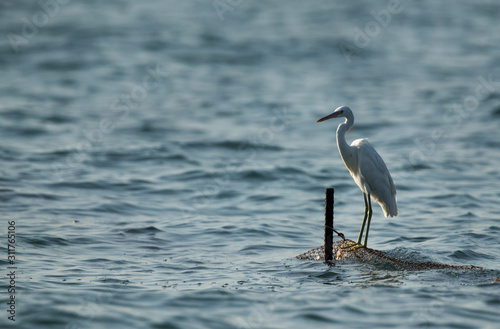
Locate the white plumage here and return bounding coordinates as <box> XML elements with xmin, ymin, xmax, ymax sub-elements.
<box><xmin>349</xmin><ymin>138</ymin><xmax>397</xmax><ymax>217</ymax></box>
<box><xmin>317</xmin><ymin>106</ymin><xmax>397</xmax><ymax>248</ymax></box>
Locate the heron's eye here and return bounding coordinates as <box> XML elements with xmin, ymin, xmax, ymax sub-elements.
<box><xmin>339</xmin><ymin>110</ymin><xmax>343</xmax><ymax>114</ymax></box>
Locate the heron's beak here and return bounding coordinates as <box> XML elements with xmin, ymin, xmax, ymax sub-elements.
<box><xmin>316</xmin><ymin>112</ymin><xmax>339</xmax><ymax>123</ymax></box>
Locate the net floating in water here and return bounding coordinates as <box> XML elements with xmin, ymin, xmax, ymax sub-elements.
<box><xmin>297</xmin><ymin>239</ymin><xmax>481</xmax><ymax>270</ymax></box>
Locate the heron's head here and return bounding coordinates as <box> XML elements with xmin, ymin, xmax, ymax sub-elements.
<box><xmin>316</xmin><ymin>106</ymin><xmax>352</xmax><ymax>123</ymax></box>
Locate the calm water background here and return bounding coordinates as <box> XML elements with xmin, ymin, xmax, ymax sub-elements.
<box><xmin>1</xmin><ymin>0</ymin><xmax>500</xmax><ymax>328</ymax></box>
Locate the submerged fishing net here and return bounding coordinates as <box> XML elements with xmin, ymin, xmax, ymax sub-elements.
<box><xmin>297</xmin><ymin>238</ymin><xmax>481</xmax><ymax>270</ymax></box>
<box><xmin>301</xmin><ymin>189</ymin><xmax>482</xmax><ymax>270</ymax></box>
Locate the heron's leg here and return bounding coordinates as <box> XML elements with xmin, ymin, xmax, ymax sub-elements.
<box><xmin>340</xmin><ymin>193</ymin><xmax>368</xmax><ymax>251</ymax></box>
<box><xmin>362</xmin><ymin>194</ymin><xmax>373</xmax><ymax>247</ymax></box>
<box><xmin>356</xmin><ymin>193</ymin><xmax>369</xmax><ymax>245</ymax></box>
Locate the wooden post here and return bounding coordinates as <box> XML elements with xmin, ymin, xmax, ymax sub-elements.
<box><xmin>324</xmin><ymin>188</ymin><xmax>334</xmax><ymax>261</ymax></box>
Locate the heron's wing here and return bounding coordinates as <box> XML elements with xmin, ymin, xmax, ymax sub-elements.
<box><xmin>355</xmin><ymin>140</ymin><xmax>392</xmax><ymax>187</ymax></box>
<box><xmin>354</xmin><ymin>139</ymin><xmax>397</xmax><ymax>216</ymax></box>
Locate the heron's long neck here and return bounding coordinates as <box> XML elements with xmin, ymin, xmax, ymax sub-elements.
<box><xmin>336</xmin><ymin>117</ymin><xmax>355</xmax><ymax>165</ymax></box>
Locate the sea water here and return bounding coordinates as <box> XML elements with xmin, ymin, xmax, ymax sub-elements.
<box><xmin>1</xmin><ymin>1</ymin><xmax>500</xmax><ymax>328</ymax></box>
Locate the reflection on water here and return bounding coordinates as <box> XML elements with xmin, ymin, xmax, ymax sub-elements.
<box><xmin>1</xmin><ymin>0</ymin><xmax>500</xmax><ymax>328</ymax></box>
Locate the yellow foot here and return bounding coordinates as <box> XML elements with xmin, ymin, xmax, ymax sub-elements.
<box><xmin>340</xmin><ymin>241</ymin><xmax>365</xmax><ymax>252</ymax></box>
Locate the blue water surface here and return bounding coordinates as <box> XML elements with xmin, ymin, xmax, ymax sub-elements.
<box><xmin>1</xmin><ymin>1</ymin><xmax>500</xmax><ymax>328</ymax></box>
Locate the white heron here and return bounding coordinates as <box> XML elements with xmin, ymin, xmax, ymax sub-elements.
<box><xmin>317</xmin><ymin>106</ymin><xmax>397</xmax><ymax>249</ymax></box>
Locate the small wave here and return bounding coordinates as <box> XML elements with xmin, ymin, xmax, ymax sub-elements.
<box><xmin>449</xmin><ymin>249</ymin><xmax>496</xmax><ymax>261</ymax></box>
<box><xmin>11</xmin><ymin>126</ymin><xmax>47</xmax><ymax>136</ymax></box>
<box><xmin>38</xmin><ymin>60</ymin><xmax>85</xmax><ymax>71</ymax></box>
<box><xmin>182</xmin><ymin>140</ymin><xmax>284</xmax><ymax>152</ymax></box>
<box><xmin>385</xmin><ymin>246</ymin><xmax>436</xmax><ymax>264</ymax></box>
<box><xmin>400</xmin><ymin>163</ymin><xmax>433</xmax><ymax>172</ymax></box>
<box><xmin>246</xmin><ymin>194</ymin><xmax>282</xmax><ymax>202</ymax></box>
<box><xmin>165</xmin><ymin>169</ymin><xmax>212</xmax><ymax>181</ymax></box>
<box><xmin>42</xmin><ymin>114</ymin><xmax>76</xmax><ymax>124</ymax></box>
<box><xmin>238</xmin><ymin>169</ymin><xmax>278</xmax><ymax>181</ymax></box>
<box><xmin>91</xmin><ymin>201</ymin><xmax>148</xmax><ymax>215</ymax></box>
<box><xmin>83</xmin><ymin>257</ymin><xmax>115</xmax><ymax>263</ymax></box>
<box><xmin>173</xmin><ymin>50</ymin><xmax>264</xmax><ymax>66</ymax></box>
<box><xmin>100</xmin><ymin>149</ymin><xmax>192</xmax><ymax>163</ymax></box>
<box><xmin>16</xmin><ymin>192</ymin><xmax>63</xmax><ymax>201</ymax></box>
<box><xmin>277</xmin><ymin>166</ymin><xmax>308</xmax><ymax>175</ymax></box>
<box><xmin>123</xmin><ymin>226</ymin><xmax>162</xmax><ymax>234</ymax></box>
<box><xmin>215</xmin><ymin>189</ymin><xmax>241</xmax><ymax>199</ymax></box>
<box><xmin>147</xmin><ymin>188</ymin><xmax>192</xmax><ymax>195</ymax></box>
<box><xmin>48</xmin><ymin>181</ymin><xmax>107</xmax><ymax>190</ymax></box>
<box><xmin>24</xmin><ymin>236</ymin><xmax>70</xmax><ymax>247</ymax></box>
<box><xmin>491</xmin><ymin>104</ymin><xmax>500</xmax><ymax>117</ymax></box>
<box><xmin>48</xmin><ymin>179</ymin><xmax>153</xmax><ymax>192</ymax></box>
<box><xmin>94</xmin><ymin>277</ymin><xmax>130</xmax><ymax>284</ymax></box>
